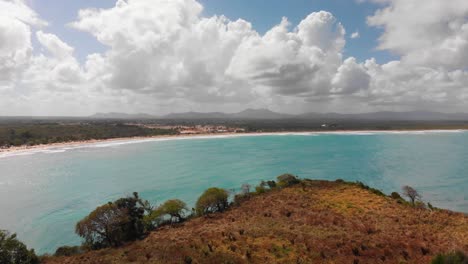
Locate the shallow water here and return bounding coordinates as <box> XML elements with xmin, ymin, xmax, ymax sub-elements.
<box><xmin>0</xmin><ymin>131</ymin><xmax>467</xmax><ymax>254</ymax></box>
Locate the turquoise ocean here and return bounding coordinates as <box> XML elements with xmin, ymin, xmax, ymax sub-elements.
<box><xmin>1</xmin><ymin>131</ymin><xmax>467</xmax><ymax>254</ymax></box>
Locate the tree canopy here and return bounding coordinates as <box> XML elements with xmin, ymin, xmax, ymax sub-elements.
<box><xmin>0</xmin><ymin>230</ymin><xmax>39</xmax><ymax>264</ymax></box>
<box><xmin>147</xmin><ymin>199</ymin><xmax>187</xmax><ymax>225</ymax></box>
<box><xmin>195</xmin><ymin>187</ymin><xmax>229</xmax><ymax>216</ymax></box>
<box><xmin>75</xmin><ymin>192</ymin><xmax>152</xmax><ymax>249</ymax></box>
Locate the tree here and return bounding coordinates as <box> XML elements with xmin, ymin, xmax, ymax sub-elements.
<box><xmin>76</xmin><ymin>192</ymin><xmax>153</xmax><ymax>249</ymax></box>
<box><xmin>195</xmin><ymin>187</ymin><xmax>229</xmax><ymax>216</ymax></box>
<box><xmin>277</xmin><ymin>174</ymin><xmax>300</xmax><ymax>187</ymax></box>
<box><xmin>148</xmin><ymin>199</ymin><xmax>187</xmax><ymax>225</ymax></box>
<box><xmin>113</xmin><ymin>192</ymin><xmax>150</xmax><ymax>241</ymax></box>
<box><xmin>402</xmin><ymin>185</ymin><xmax>421</xmax><ymax>205</ymax></box>
<box><xmin>0</xmin><ymin>230</ymin><xmax>39</xmax><ymax>264</ymax></box>
<box><xmin>75</xmin><ymin>203</ymin><xmax>129</xmax><ymax>249</ymax></box>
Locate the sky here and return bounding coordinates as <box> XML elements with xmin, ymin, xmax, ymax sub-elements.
<box><xmin>0</xmin><ymin>0</ymin><xmax>467</xmax><ymax>116</ymax></box>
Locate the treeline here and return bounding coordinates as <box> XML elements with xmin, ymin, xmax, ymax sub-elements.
<box><xmin>0</xmin><ymin>123</ymin><xmax>177</xmax><ymax>148</ymax></box>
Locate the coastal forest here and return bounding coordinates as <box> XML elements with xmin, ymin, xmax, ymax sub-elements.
<box><xmin>0</xmin><ymin>122</ymin><xmax>176</xmax><ymax>148</ymax></box>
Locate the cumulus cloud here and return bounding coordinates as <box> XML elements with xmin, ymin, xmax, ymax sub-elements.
<box><xmin>0</xmin><ymin>0</ymin><xmax>45</xmax><ymax>87</ymax></box>
<box><xmin>227</xmin><ymin>13</ymin><xmax>345</xmax><ymax>96</ymax></box>
<box><xmin>362</xmin><ymin>0</ymin><xmax>468</xmax><ymax>109</ymax></box>
<box><xmin>1</xmin><ymin>0</ymin><xmax>468</xmax><ymax>115</ymax></box>
<box><xmin>367</xmin><ymin>0</ymin><xmax>468</xmax><ymax>69</ymax></box>
<box><xmin>331</xmin><ymin>57</ymin><xmax>370</xmax><ymax>94</ymax></box>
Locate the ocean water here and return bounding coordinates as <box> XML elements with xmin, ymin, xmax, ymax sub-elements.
<box><xmin>0</xmin><ymin>131</ymin><xmax>467</xmax><ymax>254</ymax></box>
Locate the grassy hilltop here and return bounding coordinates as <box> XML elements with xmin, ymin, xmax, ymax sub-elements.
<box><xmin>43</xmin><ymin>179</ymin><xmax>468</xmax><ymax>264</ymax></box>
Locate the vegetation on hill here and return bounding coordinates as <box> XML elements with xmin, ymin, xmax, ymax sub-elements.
<box><xmin>0</xmin><ymin>230</ymin><xmax>39</xmax><ymax>264</ymax></box>
<box><xmin>38</xmin><ymin>175</ymin><xmax>468</xmax><ymax>264</ymax></box>
<box><xmin>0</xmin><ymin>122</ymin><xmax>176</xmax><ymax>148</ymax></box>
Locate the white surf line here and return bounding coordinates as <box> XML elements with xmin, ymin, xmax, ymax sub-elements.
<box><xmin>0</xmin><ymin>129</ymin><xmax>467</xmax><ymax>158</ymax></box>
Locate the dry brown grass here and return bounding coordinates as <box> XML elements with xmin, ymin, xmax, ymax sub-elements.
<box><xmin>44</xmin><ymin>180</ymin><xmax>468</xmax><ymax>264</ymax></box>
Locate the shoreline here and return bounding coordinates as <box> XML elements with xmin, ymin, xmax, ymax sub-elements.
<box><xmin>1</xmin><ymin>128</ymin><xmax>467</xmax><ymax>157</ymax></box>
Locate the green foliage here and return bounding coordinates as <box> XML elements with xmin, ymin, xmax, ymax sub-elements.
<box><xmin>390</xmin><ymin>192</ymin><xmax>402</xmax><ymax>199</ymax></box>
<box><xmin>432</xmin><ymin>251</ymin><xmax>468</xmax><ymax>264</ymax></box>
<box><xmin>266</xmin><ymin>180</ymin><xmax>277</xmax><ymax>189</ymax></box>
<box><xmin>75</xmin><ymin>203</ymin><xmax>129</xmax><ymax>249</ymax></box>
<box><xmin>276</xmin><ymin>174</ymin><xmax>300</xmax><ymax>187</ymax></box>
<box><xmin>75</xmin><ymin>192</ymin><xmax>152</xmax><ymax>249</ymax></box>
<box><xmin>354</xmin><ymin>181</ymin><xmax>386</xmax><ymax>197</ymax></box>
<box><xmin>147</xmin><ymin>199</ymin><xmax>187</xmax><ymax>226</ymax></box>
<box><xmin>54</xmin><ymin>246</ymin><xmax>84</xmax><ymax>257</ymax></box>
<box><xmin>255</xmin><ymin>185</ymin><xmax>267</xmax><ymax>194</ymax></box>
<box><xmin>428</xmin><ymin>202</ymin><xmax>438</xmax><ymax>210</ymax></box>
<box><xmin>113</xmin><ymin>192</ymin><xmax>150</xmax><ymax>241</ymax></box>
<box><xmin>195</xmin><ymin>187</ymin><xmax>229</xmax><ymax>216</ymax></box>
<box><xmin>0</xmin><ymin>230</ymin><xmax>39</xmax><ymax>264</ymax></box>
<box><xmin>0</xmin><ymin>123</ymin><xmax>177</xmax><ymax>148</ymax></box>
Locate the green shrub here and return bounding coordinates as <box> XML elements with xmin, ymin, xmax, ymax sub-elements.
<box><xmin>390</xmin><ymin>192</ymin><xmax>402</xmax><ymax>199</ymax></box>
<box><xmin>354</xmin><ymin>181</ymin><xmax>386</xmax><ymax>197</ymax></box>
<box><xmin>432</xmin><ymin>251</ymin><xmax>467</xmax><ymax>264</ymax></box>
<box><xmin>54</xmin><ymin>246</ymin><xmax>84</xmax><ymax>257</ymax></box>
<box><xmin>195</xmin><ymin>187</ymin><xmax>229</xmax><ymax>216</ymax></box>
<box><xmin>266</xmin><ymin>180</ymin><xmax>277</xmax><ymax>189</ymax></box>
<box><xmin>0</xmin><ymin>230</ymin><xmax>39</xmax><ymax>264</ymax></box>
<box><xmin>255</xmin><ymin>185</ymin><xmax>267</xmax><ymax>194</ymax></box>
<box><xmin>277</xmin><ymin>174</ymin><xmax>300</xmax><ymax>187</ymax></box>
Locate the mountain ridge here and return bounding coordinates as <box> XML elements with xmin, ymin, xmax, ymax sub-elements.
<box><xmin>90</xmin><ymin>109</ymin><xmax>468</xmax><ymax>121</ymax></box>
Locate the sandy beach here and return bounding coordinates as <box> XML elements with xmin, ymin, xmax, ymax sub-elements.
<box><xmin>1</xmin><ymin>129</ymin><xmax>467</xmax><ymax>157</ymax></box>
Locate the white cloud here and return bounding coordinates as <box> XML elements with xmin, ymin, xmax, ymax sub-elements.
<box><xmin>350</xmin><ymin>31</ymin><xmax>360</xmax><ymax>39</ymax></box>
<box><xmin>36</xmin><ymin>31</ymin><xmax>74</xmax><ymax>59</ymax></box>
<box><xmin>0</xmin><ymin>0</ymin><xmax>45</xmax><ymax>88</ymax></box>
<box><xmin>226</xmin><ymin>12</ymin><xmax>345</xmax><ymax>96</ymax></box>
<box><xmin>331</xmin><ymin>57</ymin><xmax>370</xmax><ymax>94</ymax></box>
<box><xmin>0</xmin><ymin>0</ymin><xmax>468</xmax><ymax>115</ymax></box>
<box><xmin>367</xmin><ymin>0</ymin><xmax>468</xmax><ymax>69</ymax></box>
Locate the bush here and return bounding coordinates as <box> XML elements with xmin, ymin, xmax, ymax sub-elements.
<box><xmin>432</xmin><ymin>251</ymin><xmax>467</xmax><ymax>264</ymax></box>
<box><xmin>266</xmin><ymin>180</ymin><xmax>277</xmax><ymax>189</ymax></box>
<box><xmin>276</xmin><ymin>174</ymin><xmax>300</xmax><ymax>187</ymax></box>
<box><xmin>147</xmin><ymin>199</ymin><xmax>187</xmax><ymax>225</ymax></box>
<box><xmin>390</xmin><ymin>192</ymin><xmax>402</xmax><ymax>199</ymax></box>
<box><xmin>196</xmin><ymin>187</ymin><xmax>229</xmax><ymax>216</ymax></box>
<box><xmin>255</xmin><ymin>185</ymin><xmax>267</xmax><ymax>194</ymax></box>
<box><xmin>0</xmin><ymin>230</ymin><xmax>39</xmax><ymax>264</ymax></box>
<box><xmin>54</xmin><ymin>246</ymin><xmax>84</xmax><ymax>257</ymax></box>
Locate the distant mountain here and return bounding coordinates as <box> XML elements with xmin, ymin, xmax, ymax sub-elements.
<box><xmin>160</xmin><ymin>108</ymin><xmax>291</xmax><ymax>119</ymax></box>
<box><xmin>90</xmin><ymin>112</ymin><xmax>157</xmax><ymax>119</ymax></box>
<box><xmin>89</xmin><ymin>110</ymin><xmax>468</xmax><ymax>121</ymax></box>
<box><xmin>298</xmin><ymin>111</ymin><xmax>468</xmax><ymax>121</ymax></box>
<box><xmin>231</xmin><ymin>108</ymin><xmax>293</xmax><ymax>119</ymax></box>
<box><xmin>162</xmin><ymin>111</ymin><xmax>229</xmax><ymax>119</ymax></box>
